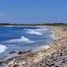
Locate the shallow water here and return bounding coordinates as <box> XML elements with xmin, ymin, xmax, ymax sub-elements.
<box><xmin>0</xmin><ymin>26</ymin><xmax>55</xmax><ymax>60</ymax></box>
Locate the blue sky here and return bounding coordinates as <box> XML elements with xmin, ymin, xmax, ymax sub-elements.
<box><xmin>0</xmin><ymin>0</ymin><xmax>67</xmax><ymax>24</ymax></box>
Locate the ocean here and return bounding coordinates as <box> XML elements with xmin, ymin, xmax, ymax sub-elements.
<box><xmin>0</xmin><ymin>26</ymin><xmax>55</xmax><ymax>60</ymax></box>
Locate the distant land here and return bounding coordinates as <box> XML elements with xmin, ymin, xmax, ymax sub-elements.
<box><xmin>0</xmin><ymin>23</ymin><xmax>67</xmax><ymax>26</ymax></box>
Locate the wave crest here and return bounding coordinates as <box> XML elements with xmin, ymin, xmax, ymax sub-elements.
<box><xmin>33</xmin><ymin>45</ymin><xmax>49</xmax><ymax>51</ymax></box>
<box><xmin>26</xmin><ymin>29</ymin><xmax>42</xmax><ymax>35</ymax></box>
<box><xmin>26</xmin><ymin>27</ymin><xmax>49</xmax><ymax>35</ymax></box>
<box><xmin>0</xmin><ymin>44</ymin><xmax>7</xmax><ymax>53</ymax></box>
<box><xmin>5</xmin><ymin>36</ymin><xmax>34</xmax><ymax>43</ymax></box>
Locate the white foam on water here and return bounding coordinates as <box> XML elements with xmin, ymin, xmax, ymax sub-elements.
<box><xmin>5</xmin><ymin>36</ymin><xmax>34</xmax><ymax>43</ymax></box>
<box><xmin>26</xmin><ymin>27</ymin><xmax>48</xmax><ymax>35</ymax></box>
<box><xmin>0</xmin><ymin>44</ymin><xmax>7</xmax><ymax>53</ymax></box>
<box><xmin>26</xmin><ymin>29</ymin><xmax>42</xmax><ymax>35</ymax></box>
<box><xmin>50</xmin><ymin>34</ymin><xmax>56</xmax><ymax>40</ymax></box>
<box><xmin>33</xmin><ymin>45</ymin><xmax>49</xmax><ymax>51</ymax></box>
<box><xmin>20</xmin><ymin>36</ymin><xmax>34</xmax><ymax>43</ymax></box>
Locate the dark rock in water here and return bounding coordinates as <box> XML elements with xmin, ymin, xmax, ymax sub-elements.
<box><xmin>9</xmin><ymin>51</ymin><xmax>16</xmax><ymax>54</ymax></box>
<box><xmin>0</xmin><ymin>61</ymin><xmax>3</xmax><ymax>64</ymax></box>
<box><xmin>0</xmin><ymin>60</ymin><xmax>5</xmax><ymax>64</ymax></box>
<box><xmin>17</xmin><ymin>50</ymin><xmax>31</xmax><ymax>55</ymax></box>
<box><xmin>18</xmin><ymin>51</ymin><xmax>24</xmax><ymax>55</ymax></box>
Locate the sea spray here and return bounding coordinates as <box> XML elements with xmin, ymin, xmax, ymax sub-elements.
<box><xmin>33</xmin><ymin>45</ymin><xmax>50</xmax><ymax>51</ymax></box>
<box><xmin>25</xmin><ymin>27</ymin><xmax>49</xmax><ymax>35</ymax></box>
<box><xmin>5</xmin><ymin>36</ymin><xmax>34</xmax><ymax>43</ymax></box>
<box><xmin>0</xmin><ymin>44</ymin><xmax>7</xmax><ymax>53</ymax></box>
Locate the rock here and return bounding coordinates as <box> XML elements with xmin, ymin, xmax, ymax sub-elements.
<box><xmin>0</xmin><ymin>61</ymin><xmax>3</xmax><ymax>64</ymax></box>
<box><xmin>60</xmin><ymin>53</ymin><xmax>63</xmax><ymax>56</ymax></box>
<box><xmin>17</xmin><ymin>51</ymin><xmax>24</xmax><ymax>55</ymax></box>
<box><xmin>17</xmin><ymin>50</ymin><xmax>31</xmax><ymax>55</ymax></box>
<box><xmin>55</xmin><ymin>66</ymin><xmax>58</xmax><ymax>67</ymax></box>
<box><xmin>13</xmin><ymin>64</ymin><xmax>18</xmax><ymax>67</ymax></box>
<box><xmin>9</xmin><ymin>51</ymin><xmax>16</xmax><ymax>54</ymax></box>
<box><xmin>1</xmin><ymin>26</ymin><xmax>67</xmax><ymax>67</ymax></box>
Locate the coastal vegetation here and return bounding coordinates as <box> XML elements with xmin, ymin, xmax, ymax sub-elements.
<box><xmin>0</xmin><ymin>23</ymin><xmax>67</xmax><ymax>26</ymax></box>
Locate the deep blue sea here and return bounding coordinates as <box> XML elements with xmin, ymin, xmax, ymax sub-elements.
<box><xmin>0</xmin><ymin>26</ymin><xmax>55</xmax><ymax>60</ymax></box>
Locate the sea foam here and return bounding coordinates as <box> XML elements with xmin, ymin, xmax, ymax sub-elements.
<box><xmin>33</xmin><ymin>45</ymin><xmax>49</xmax><ymax>51</ymax></box>
<box><xmin>50</xmin><ymin>34</ymin><xmax>56</xmax><ymax>40</ymax></box>
<box><xmin>0</xmin><ymin>44</ymin><xmax>7</xmax><ymax>53</ymax></box>
<box><xmin>5</xmin><ymin>36</ymin><xmax>34</xmax><ymax>43</ymax></box>
<box><xmin>26</xmin><ymin>29</ymin><xmax>42</xmax><ymax>35</ymax></box>
<box><xmin>26</xmin><ymin>27</ymin><xmax>48</xmax><ymax>35</ymax></box>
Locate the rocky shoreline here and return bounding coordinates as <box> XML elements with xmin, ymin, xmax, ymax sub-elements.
<box><xmin>0</xmin><ymin>26</ymin><xmax>67</xmax><ymax>67</ymax></box>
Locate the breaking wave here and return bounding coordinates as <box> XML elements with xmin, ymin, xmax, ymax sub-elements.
<box><xmin>25</xmin><ymin>27</ymin><xmax>49</xmax><ymax>35</ymax></box>
<box><xmin>5</xmin><ymin>36</ymin><xmax>34</xmax><ymax>43</ymax></box>
<box><xmin>50</xmin><ymin>34</ymin><xmax>56</xmax><ymax>40</ymax></box>
<box><xmin>33</xmin><ymin>45</ymin><xmax>49</xmax><ymax>51</ymax></box>
<box><xmin>26</xmin><ymin>29</ymin><xmax>42</xmax><ymax>35</ymax></box>
<box><xmin>0</xmin><ymin>44</ymin><xmax>7</xmax><ymax>53</ymax></box>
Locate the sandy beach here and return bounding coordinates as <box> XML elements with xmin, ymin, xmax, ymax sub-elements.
<box><xmin>0</xmin><ymin>26</ymin><xmax>67</xmax><ymax>67</ymax></box>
